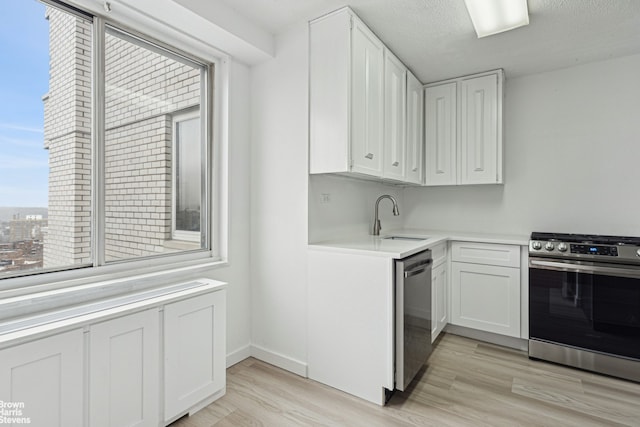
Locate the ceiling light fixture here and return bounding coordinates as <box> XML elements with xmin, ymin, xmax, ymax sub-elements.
<box><xmin>464</xmin><ymin>0</ymin><xmax>529</xmax><ymax>38</ymax></box>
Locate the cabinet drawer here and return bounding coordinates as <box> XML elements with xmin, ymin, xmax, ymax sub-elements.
<box><xmin>431</xmin><ymin>242</ymin><xmax>448</xmax><ymax>267</ymax></box>
<box><xmin>451</xmin><ymin>241</ymin><xmax>520</xmax><ymax>268</ymax></box>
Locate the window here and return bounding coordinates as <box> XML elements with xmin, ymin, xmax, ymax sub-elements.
<box><xmin>103</xmin><ymin>26</ymin><xmax>209</xmax><ymax>262</ymax></box>
<box><xmin>172</xmin><ymin>110</ymin><xmax>202</xmax><ymax>243</ymax></box>
<box><xmin>0</xmin><ymin>0</ymin><xmax>215</xmax><ymax>282</ymax></box>
<box><xmin>0</xmin><ymin>1</ymin><xmax>93</xmax><ymax>277</ymax></box>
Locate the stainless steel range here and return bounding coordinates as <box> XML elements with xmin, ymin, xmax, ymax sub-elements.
<box><xmin>528</xmin><ymin>232</ymin><xmax>640</xmax><ymax>382</ymax></box>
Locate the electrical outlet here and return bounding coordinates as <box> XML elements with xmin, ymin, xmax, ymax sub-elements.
<box><xmin>320</xmin><ymin>193</ymin><xmax>331</xmax><ymax>204</ymax></box>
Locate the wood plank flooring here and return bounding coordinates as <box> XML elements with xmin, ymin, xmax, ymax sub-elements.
<box><xmin>170</xmin><ymin>333</ymin><xmax>640</xmax><ymax>426</ymax></box>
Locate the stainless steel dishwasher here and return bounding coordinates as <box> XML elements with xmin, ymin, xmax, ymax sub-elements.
<box><xmin>395</xmin><ymin>249</ymin><xmax>433</xmax><ymax>391</ymax></box>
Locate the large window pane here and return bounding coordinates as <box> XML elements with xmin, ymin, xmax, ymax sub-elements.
<box><xmin>104</xmin><ymin>27</ymin><xmax>206</xmax><ymax>262</ymax></box>
<box><xmin>0</xmin><ymin>1</ymin><xmax>92</xmax><ymax>278</ymax></box>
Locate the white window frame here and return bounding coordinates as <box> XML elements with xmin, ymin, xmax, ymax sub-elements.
<box><xmin>0</xmin><ymin>0</ymin><xmax>227</xmax><ymax>297</ymax></box>
<box><xmin>171</xmin><ymin>109</ymin><xmax>202</xmax><ymax>243</ymax></box>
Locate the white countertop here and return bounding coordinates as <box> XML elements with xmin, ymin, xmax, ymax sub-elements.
<box><xmin>308</xmin><ymin>229</ymin><xmax>529</xmax><ymax>258</ymax></box>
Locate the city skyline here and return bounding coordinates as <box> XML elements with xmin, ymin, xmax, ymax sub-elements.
<box><xmin>0</xmin><ymin>0</ymin><xmax>50</xmax><ymax>208</ymax></box>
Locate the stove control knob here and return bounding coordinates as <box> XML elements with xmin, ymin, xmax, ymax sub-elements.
<box><xmin>532</xmin><ymin>241</ymin><xmax>542</xmax><ymax>250</ymax></box>
<box><xmin>545</xmin><ymin>242</ymin><xmax>555</xmax><ymax>251</ymax></box>
<box><xmin>557</xmin><ymin>243</ymin><xmax>568</xmax><ymax>252</ymax></box>
<box><xmin>637</xmin><ymin>249</ymin><xmax>640</xmax><ymax>258</ymax></box>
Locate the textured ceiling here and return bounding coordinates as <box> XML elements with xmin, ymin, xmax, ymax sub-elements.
<box><xmin>180</xmin><ymin>0</ymin><xmax>640</xmax><ymax>83</ymax></box>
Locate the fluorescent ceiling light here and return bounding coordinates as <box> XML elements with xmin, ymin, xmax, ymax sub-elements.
<box><xmin>464</xmin><ymin>0</ymin><xmax>529</xmax><ymax>38</ymax></box>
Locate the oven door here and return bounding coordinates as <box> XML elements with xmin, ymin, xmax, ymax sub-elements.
<box><xmin>529</xmin><ymin>257</ymin><xmax>640</xmax><ymax>360</ymax></box>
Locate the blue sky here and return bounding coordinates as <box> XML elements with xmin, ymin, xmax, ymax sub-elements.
<box><xmin>0</xmin><ymin>1</ymin><xmax>50</xmax><ymax>208</ymax></box>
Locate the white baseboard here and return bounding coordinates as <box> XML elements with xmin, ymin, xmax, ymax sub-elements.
<box><xmin>226</xmin><ymin>344</ymin><xmax>251</xmax><ymax>368</ymax></box>
<box><xmin>250</xmin><ymin>344</ymin><xmax>308</xmax><ymax>377</ymax></box>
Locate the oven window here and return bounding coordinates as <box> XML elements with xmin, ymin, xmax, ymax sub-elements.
<box><xmin>530</xmin><ymin>267</ymin><xmax>640</xmax><ymax>360</ymax></box>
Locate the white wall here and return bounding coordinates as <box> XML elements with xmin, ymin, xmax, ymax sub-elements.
<box><xmin>248</xmin><ymin>21</ymin><xmax>414</xmax><ymax>374</ymax></box>
<box><xmin>404</xmin><ymin>53</ymin><xmax>640</xmax><ymax>237</ymax></box>
<box><xmin>247</xmin><ymin>32</ymin><xmax>640</xmax><ymax>377</ymax></box>
<box><xmin>210</xmin><ymin>60</ymin><xmax>252</xmax><ymax>364</ymax></box>
<box><xmin>309</xmin><ymin>175</ymin><xmax>405</xmax><ymax>242</ymax></box>
<box><xmin>167</xmin><ymin>60</ymin><xmax>253</xmax><ymax>366</ymax></box>
<box><xmin>249</xmin><ymin>23</ymin><xmax>309</xmax><ymax>375</ymax></box>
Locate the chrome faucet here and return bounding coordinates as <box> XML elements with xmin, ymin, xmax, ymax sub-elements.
<box><xmin>372</xmin><ymin>195</ymin><xmax>400</xmax><ymax>236</ymax></box>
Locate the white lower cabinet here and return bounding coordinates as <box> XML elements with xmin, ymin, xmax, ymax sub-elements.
<box><xmin>90</xmin><ymin>309</ymin><xmax>160</xmax><ymax>427</ymax></box>
<box><xmin>450</xmin><ymin>242</ymin><xmax>521</xmax><ymax>337</ymax></box>
<box><xmin>431</xmin><ymin>261</ymin><xmax>448</xmax><ymax>342</ymax></box>
<box><xmin>430</xmin><ymin>242</ymin><xmax>449</xmax><ymax>342</ymax></box>
<box><xmin>164</xmin><ymin>291</ymin><xmax>226</xmax><ymax>423</ymax></box>
<box><xmin>0</xmin><ymin>329</ymin><xmax>84</xmax><ymax>427</ymax></box>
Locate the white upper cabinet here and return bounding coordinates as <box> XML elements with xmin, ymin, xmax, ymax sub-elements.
<box><xmin>309</xmin><ymin>7</ymin><xmax>422</xmax><ymax>185</ymax></box>
<box><xmin>405</xmin><ymin>71</ymin><xmax>423</xmax><ymax>184</ymax></box>
<box><xmin>351</xmin><ymin>18</ymin><xmax>385</xmax><ymax>176</ymax></box>
<box><xmin>424</xmin><ymin>82</ymin><xmax>457</xmax><ymax>185</ymax></box>
<box><xmin>383</xmin><ymin>51</ymin><xmax>407</xmax><ymax>181</ymax></box>
<box><xmin>424</xmin><ymin>70</ymin><xmax>504</xmax><ymax>186</ymax></box>
<box><xmin>460</xmin><ymin>74</ymin><xmax>501</xmax><ymax>184</ymax></box>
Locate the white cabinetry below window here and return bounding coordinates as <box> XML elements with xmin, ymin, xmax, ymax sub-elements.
<box><xmin>89</xmin><ymin>309</ymin><xmax>160</xmax><ymax>427</ymax></box>
<box><xmin>0</xmin><ymin>282</ymin><xmax>226</xmax><ymax>427</ymax></box>
<box><xmin>424</xmin><ymin>70</ymin><xmax>503</xmax><ymax>186</ymax></box>
<box><xmin>0</xmin><ymin>329</ymin><xmax>84</xmax><ymax>427</ymax></box>
<box><xmin>450</xmin><ymin>242</ymin><xmax>521</xmax><ymax>337</ymax></box>
<box><xmin>164</xmin><ymin>291</ymin><xmax>226</xmax><ymax>423</ymax></box>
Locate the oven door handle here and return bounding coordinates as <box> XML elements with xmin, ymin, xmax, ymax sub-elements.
<box><xmin>530</xmin><ymin>258</ymin><xmax>640</xmax><ymax>279</ymax></box>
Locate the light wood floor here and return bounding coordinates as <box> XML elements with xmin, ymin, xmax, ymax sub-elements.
<box><xmin>171</xmin><ymin>333</ymin><xmax>640</xmax><ymax>426</ymax></box>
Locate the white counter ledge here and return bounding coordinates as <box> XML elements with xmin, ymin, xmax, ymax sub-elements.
<box><xmin>308</xmin><ymin>229</ymin><xmax>529</xmax><ymax>258</ymax></box>
<box><xmin>0</xmin><ymin>278</ymin><xmax>226</xmax><ymax>348</ymax></box>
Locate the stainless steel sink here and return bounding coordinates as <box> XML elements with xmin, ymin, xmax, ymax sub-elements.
<box><xmin>382</xmin><ymin>236</ymin><xmax>428</xmax><ymax>241</ymax></box>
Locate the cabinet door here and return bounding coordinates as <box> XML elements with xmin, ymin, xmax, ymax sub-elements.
<box><xmin>459</xmin><ymin>74</ymin><xmax>499</xmax><ymax>184</ymax></box>
<box><xmin>350</xmin><ymin>18</ymin><xmax>384</xmax><ymax>177</ymax></box>
<box><xmin>0</xmin><ymin>329</ymin><xmax>83</xmax><ymax>427</ymax></box>
<box><xmin>424</xmin><ymin>83</ymin><xmax>457</xmax><ymax>185</ymax></box>
<box><xmin>164</xmin><ymin>291</ymin><xmax>226</xmax><ymax>422</ymax></box>
<box><xmin>405</xmin><ymin>71</ymin><xmax>423</xmax><ymax>184</ymax></box>
<box><xmin>451</xmin><ymin>262</ymin><xmax>520</xmax><ymax>337</ymax></box>
<box><xmin>431</xmin><ymin>261</ymin><xmax>448</xmax><ymax>342</ymax></box>
<box><xmin>383</xmin><ymin>51</ymin><xmax>406</xmax><ymax>181</ymax></box>
<box><xmin>89</xmin><ymin>309</ymin><xmax>160</xmax><ymax>427</ymax></box>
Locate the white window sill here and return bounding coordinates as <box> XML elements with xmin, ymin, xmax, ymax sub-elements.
<box><xmin>0</xmin><ymin>277</ymin><xmax>226</xmax><ymax>349</ymax></box>
<box><xmin>0</xmin><ymin>256</ymin><xmax>229</xmax><ymax>323</ymax></box>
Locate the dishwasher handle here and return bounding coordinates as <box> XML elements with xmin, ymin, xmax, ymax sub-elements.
<box><xmin>404</xmin><ymin>259</ymin><xmax>432</xmax><ymax>278</ymax></box>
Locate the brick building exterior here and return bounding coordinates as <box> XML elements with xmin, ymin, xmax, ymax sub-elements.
<box><xmin>43</xmin><ymin>7</ymin><xmax>202</xmax><ymax>267</ymax></box>
<box><xmin>42</xmin><ymin>8</ymin><xmax>92</xmax><ymax>268</ymax></box>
